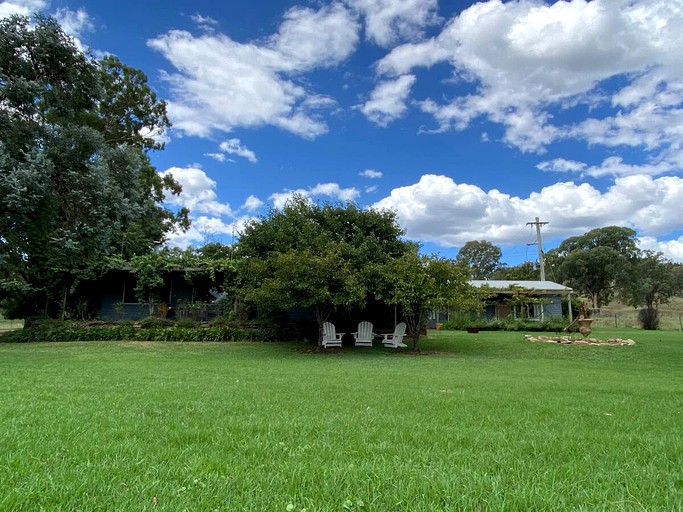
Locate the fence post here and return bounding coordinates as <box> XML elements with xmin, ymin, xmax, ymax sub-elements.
<box><xmin>614</xmin><ymin>313</ymin><xmax>618</xmax><ymax>328</ymax></box>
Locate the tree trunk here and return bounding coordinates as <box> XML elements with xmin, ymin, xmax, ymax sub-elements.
<box><xmin>314</xmin><ymin>304</ymin><xmax>332</xmax><ymax>347</ymax></box>
<box><xmin>404</xmin><ymin>312</ymin><xmax>423</xmax><ymax>351</ymax></box>
<box><xmin>60</xmin><ymin>286</ymin><xmax>68</xmax><ymax>320</ymax></box>
<box><xmin>317</xmin><ymin>319</ymin><xmax>324</xmax><ymax>347</ymax></box>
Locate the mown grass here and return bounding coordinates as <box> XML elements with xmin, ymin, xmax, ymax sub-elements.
<box><xmin>1</xmin><ymin>329</ymin><xmax>681</xmax><ymax>511</ymax></box>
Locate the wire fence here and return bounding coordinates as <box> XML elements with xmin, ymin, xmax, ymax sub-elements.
<box><xmin>591</xmin><ymin>309</ymin><xmax>683</xmax><ymax>330</ymax></box>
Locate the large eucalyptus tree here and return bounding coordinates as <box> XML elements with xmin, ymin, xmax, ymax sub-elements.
<box><xmin>546</xmin><ymin>226</ymin><xmax>640</xmax><ymax>309</ymax></box>
<box><xmin>0</xmin><ymin>15</ymin><xmax>188</xmax><ymax>318</ymax></box>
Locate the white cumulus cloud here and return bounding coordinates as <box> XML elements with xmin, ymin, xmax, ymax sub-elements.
<box><xmin>345</xmin><ymin>0</ymin><xmax>441</xmax><ymax>47</ymax></box>
<box><xmin>159</xmin><ymin>166</ymin><xmax>232</xmax><ymax>217</ymax></box>
<box><xmin>204</xmin><ymin>153</ymin><xmax>228</xmax><ymax>163</ymax></box>
<box><xmin>372</xmin><ymin>173</ymin><xmax>683</xmax><ymax>261</ymax></box>
<box><xmin>148</xmin><ymin>4</ymin><xmax>359</xmax><ymax>140</ymax></box>
<box><xmin>218</xmin><ymin>138</ymin><xmax>257</xmax><ymax>163</ymax></box>
<box><xmin>537</xmin><ymin>158</ymin><xmax>588</xmax><ymax>174</ymax></box>
<box><xmin>360</xmin><ymin>169</ymin><xmax>383</xmax><ymax>178</ymax></box>
<box><xmin>375</xmin><ymin>0</ymin><xmax>683</xmax><ymax>172</ymax></box>
<box><xmin>54</xmin><ymin>7</ymin><xmax>93</xmax><ymax>48</ymax></box>
<box><xmin>269</xmin><ymin>183</ymin><xmax>360</xmax><ymax>209</ymax></box>
<box><xmin>360</xmin><ymin>74</ymin><xmax>416</xmax><ymax>126</ymax></box>
<box><xmin>190</xmin><ymin>13</ymin><xmax>218</xmax><ymax>31</ymax></box>
<box><xmin>0</xmin><ymin>2</ymin><xmax>93</xmax><ymax>51</ymax></box>
<box><xmin>166</xmin><ymin>215</ymin><xmax>238</xmax><ymax>248</ymax></box>
<box><xmin>242</xmin><ymin>195</ymin><xmax>264</xmax><ymax>212</ymax></box>
<box><xmin>0</xmin><ymin>0</ymin><xmax>47</xmax><ymax>18</ymax></box>
<box><xmin>159</xmin><ymin>167</ymin><xmax>264</xmax><ymax>248</ymax></box>
<box><xmin>638</xmin><ymin>236</ymin><xmax>683</xmax><ymax>262</ymax></box>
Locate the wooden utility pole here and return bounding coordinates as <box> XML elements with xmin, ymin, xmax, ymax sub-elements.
<box><xmin>527</xmin><ymin>217</ymin><xmax>549</xmax><ymax>281</ymax></box>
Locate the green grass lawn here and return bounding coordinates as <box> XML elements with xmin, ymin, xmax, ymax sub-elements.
<box><xmin>1</xmin><ymin>329</ymin><xmax>681</xmax><ymax>511</ymax></box>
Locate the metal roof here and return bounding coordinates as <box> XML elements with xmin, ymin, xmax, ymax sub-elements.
<box><xmin>469</xmin><ymin>280</ymin><xmax>573</xmax><ymax>293</ymax></box>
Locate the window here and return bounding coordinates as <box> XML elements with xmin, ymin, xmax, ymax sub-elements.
<box><xmin>122</xmin><ymin>275</ymin><xmax>138</xmax><ymax>304</ymax></box>
<box><xmin>513</xmin><ymin>302</ymin><xmax>542</xmax><ymax>320</ymax></box>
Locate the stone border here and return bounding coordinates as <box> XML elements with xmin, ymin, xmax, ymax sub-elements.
<box><xmin>525</xmin><ymin>335</ymin><xmax>635</xmax><ymax>346</ymax></box>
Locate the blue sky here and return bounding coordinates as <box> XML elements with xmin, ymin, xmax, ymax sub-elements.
<box><xmin>3</xmin><ymin>0</ymin><xmax>683</xmax><ymax>265</ymax></box>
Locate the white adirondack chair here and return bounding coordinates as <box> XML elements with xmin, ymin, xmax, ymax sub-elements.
<box><xmin>382</xmin><ymin>322</ymin><xmax>407</xmax><ymax>348</ymax></box>
<box><xmin>352</xmin><ymin>321</ymin><xmax>376</xmax><ymax>347</ymax></box>
<box><xmin>322</xmin><ymin>322</ymin><xmax>344</xmax><ymax>348</ymax></box>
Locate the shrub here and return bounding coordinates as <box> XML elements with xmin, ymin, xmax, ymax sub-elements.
<box><xmin>175</xmin><ymin>318</ymin><xmax>198</xmax><ymax>329</ymax></box>
<box><xmin>1</xmin><ymin>325</ymin><xmax>287</xmax><ymax>343</ymax></box>
<box><xmin>208</xmin><ymin>316</ymin><xmax>235</xmax><ymax>327</ymax></box>
<box><xmin>139</xmin><ymin>317</ymin><xmax>173</xmax><ymax>329</ymax></box>
<box><xmin>442</xmin><ymin>315</ymin><xmax>569</xmax><ymax>332</ymax></box>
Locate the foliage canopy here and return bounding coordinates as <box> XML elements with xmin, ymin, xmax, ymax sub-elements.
<box><xmin>456</xmin><ymin>240</ymin><xmax>505</xmax><ymax>279</ymax></box>
<box><xmin>378</xmin><ymin>248</ymin><xmax>480</xmax><ymax>350</ymax></box>
<box><xmin>0</xmin><ymin>15</ymin><xmax>188</xmax><ymax>319</ymax></box>
<box><xmin>237</xmin><ymin>196</ymin><xmax>410</xmax><ymax>343</ymax></box>
<box><xmin>547</xmin><ymin>226</ymin><xmax>639</xmax><ymax>308</ymax></box>
<box><xmin>617</xmin><ymin>251</ymin><xmax>683</xmax><ymax>329</ymax></box>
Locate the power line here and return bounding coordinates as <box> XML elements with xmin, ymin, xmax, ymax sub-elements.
<box><xmin>526</xmin><ymin>217</ymin><xmax>548</xmax><ymax>280</ymax></box>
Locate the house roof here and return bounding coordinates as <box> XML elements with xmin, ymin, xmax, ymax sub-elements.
<box><xmin>469</xmin><ymin>280</ymin><xmax>573</xmax><ymax>293</ymax></box>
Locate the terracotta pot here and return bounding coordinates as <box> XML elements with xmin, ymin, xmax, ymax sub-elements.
<box><xmin>577</xmin><ymin>317</ymin><xmax>594</xmax><ymax>338</ymax></box>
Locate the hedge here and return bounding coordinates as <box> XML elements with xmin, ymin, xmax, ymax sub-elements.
<box><xmin>1</xmin><ymin>325</ymin><xmax>291</xmax><ymax>343</ymax></box>
<box><xmin>441</xmin><ymin>317</ymin><xmax>570</xmax><ymax>332</ymax></box>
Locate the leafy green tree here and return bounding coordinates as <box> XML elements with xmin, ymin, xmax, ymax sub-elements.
<box><xmin>129</xmin><ymin>251</ymin><xmax>170</xmax><ymax>316</ymax></box>
<box><xmin>178</xmin><ymin>243</ymin><xmax>237</xmax><ymax>308</ymax></box>
<box><xmin>0</xmin><ymin>15</ymin><xmax>187</xmax><ymax>319</ymax></box>
<box><xmin>491</xmin><ymin>261</ymin><xmax>539</xmax><ymax>280</ymax></box>
<box><xmin>96</xmin><ymin>55</ymin><xmax>170</xmax><ymax>151</ymax></box>
<box><xmin>674</xmin><ymin>264</ymin><xmax>683</xmax><ymax>298</ymax></box>
<box><xmin>236</xmin><ymin>196</ymin><xmax>409</xmax><ymax>344</ymax></box>
<box><xmin>547</xmin><ymin>226</ymin><xmax>640</xmax><ymax>309</ymax></box>
<box><xmin>378</xmin><ymin>249</ymin><xmax>480</xmax><ymax>351</ymax></box>
<box><xmin>556</xmin><ymin>226</ymin><xmax>640</xmax><ymax>256</ymax></box>
<box><xmin>243</xmin><ymin>247</ymin><xmax>365</xmax><ymax>342</ymax></box>
<box><xmin>455</xmin><ymin>240</ymin><xmax>505</xmax><ymax>279</ymax></box>
<box><xmin>238</xmin><ymin>196</ymin><xmax>407</xmax><ymax>266</ymax></box>
<box><xmin>618</xmin><ymin>251</ymin><xmax>683</xmax><ymax>330</ymax></box>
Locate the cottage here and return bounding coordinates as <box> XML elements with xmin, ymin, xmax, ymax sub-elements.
<box><xmin>98</xmin><ymin>268</ymin><xmax>227</xmax><ymax>321</ymax></box>
<box><xmin>428</xmin><ymin>280</ymin><xmax>574</xmax><ymax>328</ymax></box>
<box><xmin>469</xmin><ymin>280</ymin><xmax>573</xmax><ymax>322</ymax></box>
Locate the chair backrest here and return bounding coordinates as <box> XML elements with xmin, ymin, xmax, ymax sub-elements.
<box><xmin>357</xmin><ymin>321</ymin><xmax>373</xmax><ymax>338</ymax></box>
<box><xmin>394</xmin><ymin>322</ymin><xmax>406</xmax><ymax>337</ymax></box>
<box><xmin>323</xmin><ymin>322</ymin><xmax>336</xmax><ymax>340</ymax></box>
